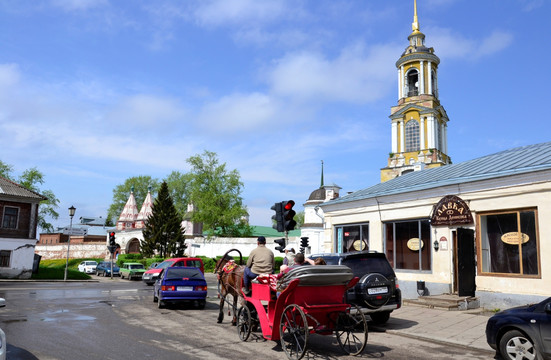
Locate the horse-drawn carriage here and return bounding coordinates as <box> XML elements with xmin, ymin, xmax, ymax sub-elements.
<box><xmin>215</xmin><ymin>250</ymin><xmax>368</xmax><ymax>360</ymax></box>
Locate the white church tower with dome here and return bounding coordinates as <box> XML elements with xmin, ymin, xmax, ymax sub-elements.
<box><xmin>301</xmin><ymin>161</ymin><xmax>341</xmax><ymax>254</ymax></box>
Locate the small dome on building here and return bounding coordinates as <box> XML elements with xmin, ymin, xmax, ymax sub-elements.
<box><xmin>308</xmin><ymin>188</ymin><xmax>326</xmax><ymax>201</ymax></box>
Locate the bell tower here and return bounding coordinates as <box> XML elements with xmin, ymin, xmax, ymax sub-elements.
<box><xmin>381</xmin><ymin>0</ymin><xmax>451</xmax><ymax>182</ymax></box>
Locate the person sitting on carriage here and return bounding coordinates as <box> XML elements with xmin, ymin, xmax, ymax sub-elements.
<box><xmin>243</xmin><ymin>236</ymin><xmax>275</xmax><ymax>294</ymax></box>
<box><xmin>282</xmin><ymin>245</ymin><xmax>296</xmax><ymax>267</ymax></box>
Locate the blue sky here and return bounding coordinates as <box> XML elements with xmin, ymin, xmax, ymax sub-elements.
<box><xmin>0</xmin><ymin>0</ymin><xmax>549</xmax><ymax>229</ymax></box>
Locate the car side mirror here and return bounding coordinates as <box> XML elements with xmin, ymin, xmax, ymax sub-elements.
<box><xmin>545</xmin><ymin>302</ymin><xmax>551</xmax><ymax>314</ymax></box>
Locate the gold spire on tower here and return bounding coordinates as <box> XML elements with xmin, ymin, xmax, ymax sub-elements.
<box><xmin>412</xmin><ymin>0</ymin><xmax>420</xmax><ymax>33</ymax></box>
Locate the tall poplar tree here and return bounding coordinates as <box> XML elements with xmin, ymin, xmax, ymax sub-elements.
<box><xmin>141</xmin><ymin>182</ymin><xmax>186</xmax><ymax>258</ymax></box>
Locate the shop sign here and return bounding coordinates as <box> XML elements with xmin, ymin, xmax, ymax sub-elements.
<box><xmin>407</xmin><ymin>238</ymin><xmax>424</xmax><ymax>251</ymax></box>
<box><xmin>431</xmin><ymin>195</ymin><xmax>473</xmax><ymax>226</ymax></box>
<box><xmin>501</xmin><ymin>232</ymin><xmax>530</xmax><ymax>245</ymax></box>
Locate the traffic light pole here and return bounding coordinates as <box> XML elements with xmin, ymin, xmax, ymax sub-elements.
<box><xmin>110</xmin><ymin>251</ymin><xmax>114</xmax><ymax>280</ymax></box>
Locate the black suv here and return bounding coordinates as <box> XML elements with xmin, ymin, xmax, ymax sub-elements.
<box><xmin>309</xmin><ymin>251</ymin><xmax>401</xmax><ymax>324</ymax></box>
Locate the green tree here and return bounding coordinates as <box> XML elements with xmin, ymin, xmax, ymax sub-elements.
<box><xmin>163</xmin><ymin>171</ymin><xmax>192</xmax><ymax>216</ymax></box>
<box><xmin>107</xmin><ymin>176</ymin><xmax>159</xmax><ymax>224</ymax></box>
<box><xmin>0</xmin><ymin>161</ymin><xmax>59</xmax><ymax>233</ymax></box>
<box><xmin>295</xmin><ymin>211</ymin><xmax>304</xmax><ymax>229</ymax></box>
<box><xmin>186</xmin><ymin>150</ymin><xmax>251</xmax><ymax>237</ymax></box>
<box><xmin>141</xmin><ymin>182</ymin><xmax>186</xmax><ymax>258</ymax></box>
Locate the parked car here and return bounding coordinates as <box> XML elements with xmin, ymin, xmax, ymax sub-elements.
<box><xmin>153</xmin><ymin>267</ymin><xmax>207</xmax><ymax>309</ymax></box>
<box><xmin>486</xmin><ymin>297</ymin><xmax>551</xmax><ymax>360</ymax></box>
<box><xmin>120</xmin><ymin>262</ymin><xmax>146</xmax><ymax>280</ymax></box>
<box><xmin>95</xmin><ymin>261</ymin><xmax>120</xmax><ymax>277</ymax></box>
<box><xmin>77</xmin><ymin>260</ymin><xmax>98</xmax><ymax>274</ymax></box>
<box><xmin>143</xmin><ymin>257</ymin><xmax>204</xmax><ymax>285</ymax></box>
<box><xmin>148</xmin><ymin>262</ymin><xmax>161</xmax><ymax>270</ymax></box>
<box><xmin>308</xmin><ymin>251</ymin><xmax>402</xmax><ymax>324</ymax></box>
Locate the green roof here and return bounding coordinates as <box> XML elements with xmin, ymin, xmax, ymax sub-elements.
<box><xmin>250</xmin><ymin>226</ymin><xmax>301</xmax><ymax>237</ymax></box>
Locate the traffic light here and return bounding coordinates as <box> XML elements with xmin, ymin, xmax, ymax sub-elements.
<box><xmin>300</xmin><ymin>237</ymin><xmax>309</xmax><ymax>254</ymax></box>
<box><xmin>274</xmin><ymin>238</ymin><xmax>286</xmax><ymax>253</ymax></box>
<box><xmin>282</xmin><ymin>200</ymin><xmax>297</xmax><ymax>231</ymax></box>
<box><xmin>271</xmin><ymin>202</ymin><xmax>284</xmax><ymax>232</ymax></box>
<box><xmin>109</xmin><ymin>232</ymin><xmax>116</xmax><ymax>246</ymax></box>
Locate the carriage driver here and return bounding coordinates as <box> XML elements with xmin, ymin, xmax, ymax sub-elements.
<box><xmin>243</xmin><ymin>236</ymin><xmax>275</xmax><ymax>294</ymax></box>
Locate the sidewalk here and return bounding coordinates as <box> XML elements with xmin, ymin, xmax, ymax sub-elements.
<box><xmin>383</xmin><ymin>303</ymin><xmax>494</xmax><ymax>354</ymax></box>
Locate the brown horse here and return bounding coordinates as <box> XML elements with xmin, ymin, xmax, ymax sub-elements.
<box><xmin>214</xmin><ymin>249</ymin><xmax>245</xmax><ymax>325</ymax></box>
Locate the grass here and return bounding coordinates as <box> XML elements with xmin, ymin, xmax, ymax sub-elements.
<box><xmin>31</xmin><ymin>258</ymin><xmax>101</xmax><ymax>280</ymax></box>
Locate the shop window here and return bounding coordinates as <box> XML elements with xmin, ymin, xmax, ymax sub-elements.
<box><xmin>479</xmin><ymin>209</ymin><xmax>539</xmax><ymax>276</ymax></box>
<box><xmin>336</xmin><ymin>223</ymin><xmax>369</xmax><ymax>253</ymax></box>
<box><xmin>0</xmin><ymin>250</ymin><xmax>11</xmax><ymax>267</ymax></box>
<box><xmin>2</xmin><ymin>207</ymin><xmax>19</xmax><ymax>229</ymax></box>
<box><xmin>385</xmin><ymin>219</ymin><xmax>431</xmax><ymax>271</ymax></box>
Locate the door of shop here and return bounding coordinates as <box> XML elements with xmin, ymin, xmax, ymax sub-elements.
<box><xmin>455</xmin><ymin>228</ymin><xmax>476</xmax><ymax>297</ymax></box>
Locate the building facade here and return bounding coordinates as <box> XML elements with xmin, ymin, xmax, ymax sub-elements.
<box><xmin>0</xmin><ymin>176</ymin><xmax>46</xmax><ymax>278</ymax></box>
<box><xmin>319</xmin><ymin>2</ymin><xmax>550</xmax><ymax>309</ymax></box>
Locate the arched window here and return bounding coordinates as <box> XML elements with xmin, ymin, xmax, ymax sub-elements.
<box><xmin>405</xmin><ymin>120</ymin><xmax>420</xmax><ymax>152</ymax></box>
<box><xmin>431</xmin><ymin>70</ymin><xmax>437</xmax><ymax>97</ymax></box>
<box><xmin>406</xmin><ymin>69</ymin><xmax>419</xmax><ymax>97</ymax></box>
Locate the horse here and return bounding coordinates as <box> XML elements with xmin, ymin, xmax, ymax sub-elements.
<box><xmin>214</xmin><ymin>249</ymin><xmax>245</xmax><ymax>325</ymax></box>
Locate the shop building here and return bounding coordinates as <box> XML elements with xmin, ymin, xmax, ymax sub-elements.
<box><xmin>318</xmin><ymin>2</ymin><xmax>551</xmax><ymax>309</ymax></box>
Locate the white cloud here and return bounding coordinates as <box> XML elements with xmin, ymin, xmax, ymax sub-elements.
<box><xmin>267</xmin><ymin>43</ymin><xmax>400</xmax><ymax>104</ymax></box>
<box><xmin>193</xmin><ymin>0</ymin><xmax>288</xmax><ymax>27</ymax></box>
<box><xmin>0</xmin><ymin>63</ymin><xmax>21</xmax><ymax>90</ymax></box>
<box><xmin>519</xmin><ymin>0</ymin><xmax>544</xmax><ymax>12</ymax></box>
<box><xmin>106</xmin><ymin>94</ymin><xmax>187</xmax><ymax>128</ymax></box>
<box><xmin>50</xmin><ymin>0</ymin><xmax>108</xmax><ymax>12</ymax></box>
<box><xmin>196</xmin><ymin>92</ymin><xmax>279</xmax><ymax>132</ymax></box>
<box><xmin>428</xmin><ymin>27</ymin><xmax>513</xmax><ymax>61</ymax></box>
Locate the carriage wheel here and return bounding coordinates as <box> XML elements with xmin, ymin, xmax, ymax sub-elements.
<box><xmin>237</xmin><ymin>305</ymin><xmax>252</xmax><ymax>341</ymax></box>
<box><xmin>280</xmin><ymin>304</ymin><xmax>308</xmax><ymax>360</ymax></box>
<box><xmin>336</xmin><ymin>305</ymin><xmax>368</xmax><ymax>355</ymax></box>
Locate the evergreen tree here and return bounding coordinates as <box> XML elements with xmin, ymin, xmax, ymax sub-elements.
<box><xmin>141</xmin><ymin>182</ymin><xmax>186</xmax><ymax>258</ymax></box>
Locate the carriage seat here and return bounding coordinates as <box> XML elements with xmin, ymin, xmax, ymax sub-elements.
<box><xmin>277</xmin><ymin>265</ymin><xmax>353</xmax><ymax>290</ymax></box>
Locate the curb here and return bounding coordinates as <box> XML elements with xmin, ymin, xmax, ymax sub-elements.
<box><xmin>386</xmin><ymin>329</ymin><xmax>495</xmax><ymax>355</ymax></box>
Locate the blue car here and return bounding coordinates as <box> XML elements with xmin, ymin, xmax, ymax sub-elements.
<box><xmin>153</xmin><ymin>267</ymin><xmax>207</xmax><ymax>309</ymax></box>
<box><xmin>486</xmin><ymin>297</ymin><xmax>551</xmax><ymax>360</ymax></box>
<box><xmin>95</xmin><ymin>261</ymin><xmax>120</xmax><ymax>277</ymax></box>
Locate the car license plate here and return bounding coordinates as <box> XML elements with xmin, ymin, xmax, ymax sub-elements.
<box><xmin>368</xmin><ymin>287</ymin><xmax>388</xmax><ymax>295</ymax></box>
<box><xmin>177</xmin><ymin>286</ymin><xmax>193</xmax><ymax>291</ymax></box>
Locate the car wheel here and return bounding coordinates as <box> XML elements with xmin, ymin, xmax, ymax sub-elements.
<box><xmin>121</xmin><ymin>274</ymin><xmax>124</xmax><ymax>279</ymax></box>
<box><xmin>499</xmin><ymin>330</ymin><xmax>538</xmax><ymax>360</ymax></box>
<box><xmin>198</xmin><ymin>300</ymin><xmax>206</xmax><ymax>310</ymax></box>
<box><xmin>360</xmin><ymin>273</ymin><xmax>392</xmax><ymax>309</ymax></box>
<box><xmin>370</xmin><ymin>311</ymin><xmax>391</xmax><ymax>324</ymax></box>
<box><xmin>153</xmin><ymin>292</ymin><xmax>158</xmax><ymax>303</ymax></box>
<box><xmin>96</xmin><ymin>271</ymin><xmax>100</xmax><ymax>276</ymax></box>
<box><xmin>158</xmin><ymin>299</ymin><xmax>164</xmax><ymax>309</ymax></box>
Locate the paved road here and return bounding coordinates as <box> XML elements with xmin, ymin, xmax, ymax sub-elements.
<box><xmin>0</xmin><ymin>276</ymin><xmax>493</xmax><ymax>359</ymax></box>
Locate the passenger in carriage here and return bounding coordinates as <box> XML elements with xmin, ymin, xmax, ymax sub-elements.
<box><xmin>282</xmin><ymin>245</ymin><xmax>296</xmax><ymax>267</ymax></box>
<box><xmin>277</xmin><ymin>253</ymin><xmax>308</xmax><ymax>279</ymax></box>
<box><xmin>243</xmin><ymin>236</ymin><xmax>274</xmax><ymax>294</ymax></box>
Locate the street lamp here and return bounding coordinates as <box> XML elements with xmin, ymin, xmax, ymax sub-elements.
<box><xmin>63</xmin><ymin>206</ymin><xmax>76</xmax><ymax>281</ymax></box>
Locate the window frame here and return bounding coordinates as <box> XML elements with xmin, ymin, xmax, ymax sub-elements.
<box><xmin>477</xmin><ymin>208</ymin><xmax>541</xmax><ymax>278</ymax></box>
<box><xmin>384</xmin><ymin>218</ymin><xmax>432</xmax><ymax>272</ymax></box>
<box><xmin>2</xmin><ymin>206</ymin><xmax>19</xmax><ymax>229</ymax></box>
<box><xmin>0</xmin><ymin>250</ymin><xmax>11</xmax><ymax>267</ymax></box>
<box><xmin>335</xmin><ymin>223</ymin><xmax>369</xmax><ymax>253</ymax></box>
<box><xmin>405</xmin><ymin>119</ymin><xmax>420</xmax><ymax>152</ymax></box>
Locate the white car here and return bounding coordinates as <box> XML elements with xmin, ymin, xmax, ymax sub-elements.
<box><xmin>0</xmin><ymin>298</ymin><xmax>6</xmax><ymax>360</ymax></box>
<box><xmin>77</xmin><ymin>261</ymin><xmax>98</xmax><ymax>274</ymax></box>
